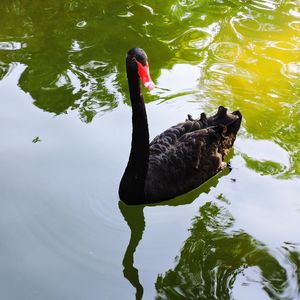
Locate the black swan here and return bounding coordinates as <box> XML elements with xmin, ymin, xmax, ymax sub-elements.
<box><xmin>119</xmin><ymin>48</ymin><xmax>242</xmax><ymax>204</ymax></box>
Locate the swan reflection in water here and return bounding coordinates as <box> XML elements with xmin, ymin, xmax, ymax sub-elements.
<box><xmin>118</xmin><ymin>169</ymin><xmax>230</xmax><ymax>300</ymax></box>
<box><xmin>119</xmin><ymin>201</ymin><xmax>145</xmax><ymax>300</ymax></box>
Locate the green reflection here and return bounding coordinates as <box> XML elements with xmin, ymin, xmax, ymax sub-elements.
<box><xmin>155</xmin><ymin>201</ymin><xmax>292</xmax><ymax>300</ymax></box>
<box><xmin>243</xmin><ymin>155</ymin><xmax>286</xmax><ymax>176</ymax></box>
<box><xmin>285</xmin><ymin>244</ymin><xmax>300</xmax><ymax>292</ymax></box>
<box><xmin>0</xmin><ymin>0</ymin><xmax>171</xmax><ymax>120</ymax></box>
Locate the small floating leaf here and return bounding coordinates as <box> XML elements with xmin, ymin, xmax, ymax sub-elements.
<box><xmin>32</xmin><ymin>136</ymin><xmax>42</xmax><ymax>143</ymax></box>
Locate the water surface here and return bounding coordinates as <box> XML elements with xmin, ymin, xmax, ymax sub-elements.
<box><xmin>0</xmin><ymin>1</ymin><xmax>300</xmax><ymax>299</ymax></box>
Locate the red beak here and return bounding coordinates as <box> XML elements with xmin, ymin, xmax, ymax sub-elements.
<box><xmin>136</xmin><ymin>60</ymin><xmax>155</xmax><ymax>90</ymax></box>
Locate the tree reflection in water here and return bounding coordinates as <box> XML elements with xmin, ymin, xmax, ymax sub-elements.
<box><xmin>155</xmin><ymin>200</ymin><xmax>298</xmax><ymax>300</ymax></box>
<box><xmin>0</xmin><ymin>0</ymin><xmax>171</xmax><ymax>121</ymax></box>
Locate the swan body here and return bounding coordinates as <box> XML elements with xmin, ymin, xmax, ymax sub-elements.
<box><xmin>119</xmin><ymin>48</ymin><xmax>242</xmax><ymax>204</ymax></box>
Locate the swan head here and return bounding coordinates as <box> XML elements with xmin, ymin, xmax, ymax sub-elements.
<box><xmin>126</xmin><ymin>48</ymin><xmax>155</xmax><ymax>90</ymax></box>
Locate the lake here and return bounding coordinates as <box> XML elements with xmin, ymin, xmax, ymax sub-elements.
<box><xmin>0</xmin><ymin>0</ymin><xmax>300</xmax><ymax>299</ymax></box>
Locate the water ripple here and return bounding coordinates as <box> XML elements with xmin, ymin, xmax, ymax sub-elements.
<box><xmin>207</xmin><ymin>3</ymin><xmax>232</xmax><ymax>15</ymax></box>
<box><xmin>89</xmin><ymin>196</ymin><xmax>125</xmax><ymax>231</ymax></box>
<box><xmin>211</xmin><ymin>42</ymin><xmax>241</xmax><ymax>62</ymax></box>
<box><xmin>231</xmin><ymin>15</ymin><xmax>260</xmax><ymax>38</ymax></box>
<box><xmin>289</xmin><ymin>21</ymin><xmax>300</xmax><ymax>32</ymax></box>
<box><xmin>267</xmin><ymin>40</ymin><xmax>299</xmax><ymax>51</ymax></box>
<box><xmin>281</xmin><ymin>62</ymin><xmax>300</xmax><ymax>79</ymax></box>
<box><xmin>0</xmin><ymin>41</ymin><xmax>26</xmax><ymax>51</ymax></box>
<box><xmin>178</xmin><ymin>0</ymin><xmax>196</xmax><ymax>7</ymax></box>
<box><xmin>76</xmin><ymin>20</ymin><xmax>87</xmax><ymax>28</ymax></box>
<box><xmin>70</xmin><ymin>40</ymin><xmax>93</xmax><ymax>52</ymax></box>
<box><xmin>163</xmin><ymin>27</ymin><xmax>212</xmax><ymax>48</ymax></box>
<box><xmin>0</xmin><ymin>62</ymin><xmax>18</xmax><ymax>80</ymax></box>
<box><xmin>161</xmin><ymin>23</ymin><xmax>220</xmax><ymax>61</ymax></box>
<box><xmin>117</xmin><ymin>11</ymin><xmax>134</xmax><ymax>18</ymax></box>
<box><xmin>249</xmin><ymin>0</ymin><xmax>280</xmax><ymax>11</ymax></box>
<box><xmin>288</xmin><ymin>7</ymin><xmax>300</xmax><ymax>18</ymax></box>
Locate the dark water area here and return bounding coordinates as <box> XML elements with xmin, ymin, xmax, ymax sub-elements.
<box><xmin>0</xmin><ymin>0</ymin><xmax>300</xmax><ymax>299</ymax></box>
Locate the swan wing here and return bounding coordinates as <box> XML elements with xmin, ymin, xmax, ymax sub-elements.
<box><xmin>146</xmin><ymin>127</ymin><xmax>222</xmax><ymax>202</ymax></box>
<box><xmin>149</xmin><ymin>119</ymin><xmax>205</xmax><ymax>149</ymax></box>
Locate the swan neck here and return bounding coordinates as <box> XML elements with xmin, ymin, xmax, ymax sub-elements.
<box><xmin>129</xmin><ymin>75</ymin><xmax>149</xmax><ymax>164</ymax></box>
<box><xmin>120</xmin><ymin>67</ymin><xmax>149</xmax><ymax>203</ymax></box>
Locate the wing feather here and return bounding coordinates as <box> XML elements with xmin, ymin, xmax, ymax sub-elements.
<box><xmin>146</xmin><ymin>125</ymin><xmax>222</xmax><ymax>202</ymax></box>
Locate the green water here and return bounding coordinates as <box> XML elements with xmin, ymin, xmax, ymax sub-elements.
<box><xmin>0</xmin><ymin>0</ymin><xmax>300</xmax><ymax>299</ymax></box>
